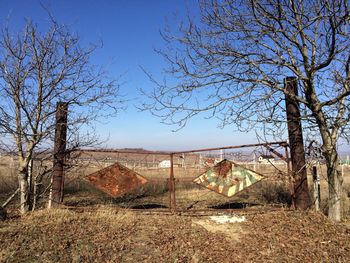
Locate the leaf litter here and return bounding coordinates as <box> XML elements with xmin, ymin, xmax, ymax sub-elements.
<box><xmin>0</xmin><ymin>207</ymin><xmax>349</xmax><ymax>262</ymax></box>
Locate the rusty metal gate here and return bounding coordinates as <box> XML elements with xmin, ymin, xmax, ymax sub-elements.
<box><xmin>71</xmin><ymin>141</ymin><xmax>291</xmax><ymax>212</ymax></box>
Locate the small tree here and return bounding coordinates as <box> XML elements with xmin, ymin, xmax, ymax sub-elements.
<box><xmin>0</xmin><ymin>18</ymin><xmax>121</xmax><ymax>213</ymax></box>
<box><xmin>143</xmin><ymin>0</ymin><xmax>350</xmax><ymax>221</ymax></box>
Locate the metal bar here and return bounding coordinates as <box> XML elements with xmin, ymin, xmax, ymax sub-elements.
<box><xmin>285</xmin><ymin>77</ymin><xmax>311</xmax><ymax>209</ymax></box>
<box><xmin>171</xmin><ymin>141</ymin><xmax>288</xmax><ymax>154</ymax></box>
<box><xmin>263</xmin><ymin>145</ymin><xmax>289</xmax><ymax>162</ymax></box>
<box><xmin>64</xmin><ymin>206</ymin><xmax>283</xmax><ymax>217</ymax></box>
<box><xmin>74</xmin><ymin>149</ymin><xmax>172</xmax><ymax>155</ymax></box>
<box><xmin>73</xmin><ymin>141</ymin><xmax>288</xmax><ymax>156</ymax></box>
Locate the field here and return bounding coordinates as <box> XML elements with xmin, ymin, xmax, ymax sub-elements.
<box><xmin>1</xmin><ymin>151</ymin><xmax>350</xmax><ymax>262</ymax></box>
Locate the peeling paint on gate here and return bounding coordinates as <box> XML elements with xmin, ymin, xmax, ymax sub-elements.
<box><xmin>193</xmin><ymin>159</ymin><xmax>263</xmax><ymax>197</ymax></box>
<box><xmin>86</xmin><ymin>162</ymin><xmax>148</xmax><ymax>197</ymax></box>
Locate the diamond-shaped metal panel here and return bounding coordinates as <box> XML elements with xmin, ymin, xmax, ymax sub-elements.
<box><xmin>86</xmin><ymin>162</ymin><xmax>148</xmax><ymax>197</ymax></box>
<box><xmin>193</xmin><ymin>159</ymin><xmax>263</xmax><ymax>197</ymax></box>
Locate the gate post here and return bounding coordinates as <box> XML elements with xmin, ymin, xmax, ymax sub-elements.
<box><xmin>49</xmin><ymin>102</ymin><xmax>68</xmax><ymax>208</ymax></box>
<box><xmin>313</xmin><ymin>166</ymin><xmax>321</xmax><ymax>211</ymax></box>
<box><xmin>169</xmin><ymin>153</ymin><xmax>176</xmax><ymax>212</ymax></box>
<box><xmin>284</xmin><ymin>77</ymin><xmax>311</xmax><ymax>209</ymax></box>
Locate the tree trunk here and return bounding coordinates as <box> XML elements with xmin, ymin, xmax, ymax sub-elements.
<box><xmin>32</xmin><ymin>171</ymin><xmax>44</xmax><ymax>211</ymax></box>
<box><xmin>18</xmin><ymin>167</ymin><xmax>30</xmax><ymax>213</ymax></box>
<box><xmin>325</xmin><ymin>151</ymin><xmax>342</xmax><ymax>221</ymax></box>
<box><xmin>285</xmin><ymin>77</ymin><xmax>311</xmax><ymax>209</ymax></box>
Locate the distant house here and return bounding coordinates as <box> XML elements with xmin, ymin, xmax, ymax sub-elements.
<box><xmin>158</xmin><ymin>160</ymin><xmax>171</xmax><ymax>168</ymax></box>
<box><xmin>258</xmin><ymin>155</ymin><xmax>275</xmax><ymax>164</ymax></box>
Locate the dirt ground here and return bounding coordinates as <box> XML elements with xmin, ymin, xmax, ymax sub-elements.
<box><xmin>1</xmin><ymin>207</ymin><xmax>349</xmax><ymax>263</ymax></box>
<box><xmin>1</xmin><ymin>158</ymin><xmax>350</xmax><ymax>262</ymax></box>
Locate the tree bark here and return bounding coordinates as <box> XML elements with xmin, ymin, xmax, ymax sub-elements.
<box><xmin>32</xmin><ymin>172</ymin><xmax>43</xmax><ymax>211</ymax></box>
<box><xmin>18</xmin><ymin>166</ymin><xmax>30</xmax><ymax>213</ymax></box>
<box><xmin>285</xmin><ymin>77</ymin><xmax>311</xmax><ymax>209</ymax></box>
<box><xmin>324</xmin><ymin>149</ymin><xmax>342</xmax><ymax>221</ymax></box>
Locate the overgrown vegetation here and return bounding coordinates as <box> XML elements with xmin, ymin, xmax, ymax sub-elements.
<box><xmin>258</xmin><ymin>181</ymin><xmax>292</xmax><ymax>206</ymax></box>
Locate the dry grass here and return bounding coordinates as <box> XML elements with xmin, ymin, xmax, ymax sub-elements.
<box><xmin>0</xmin><ymin>207</ymin><xmax>138</xmax><ymax>263</ymax></box>
<box><xmin>0</xmin><ymin>157</ymin><xmax>17</xmax><ymax>195</ymax></box>
<box><xmin>258</xmin><ymin>181</ymin><xmax>292</xmax><ymax>205</ymax></box>
<box><xmin>0</xmin><ymin>159</ymin><xmax>18</xmax><ymax>207</ymax></box>
<box><xmin>313</xmin><ymin>165</ymin><xmax>350</xmax><ymax>219</ymax></box>
<box><xmin>2</xmin><ymin>156</ymin><xmax>350</xmax><ymax>262</ymax></box>
<box><xmin>2</xmin><ymin>155</ymin><xmax>350</xmax><ymax>219</ymax></box>
<box><xmin>1</xmin><ymin>207</ymin><xmax>349</xmax><ymax>262</ymax></box>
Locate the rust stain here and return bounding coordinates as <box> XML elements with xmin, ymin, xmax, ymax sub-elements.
<box><xmin>86</xmin><ymin>162</ymin><xmax>148</xmax><ymax>197</ymax></box>
<box><xmin>213</xmin><ymin>160</ymin><xmax>232</xmax><ymax>177</ymax></box>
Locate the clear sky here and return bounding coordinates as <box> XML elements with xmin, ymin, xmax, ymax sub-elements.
<box><xmin>1</xmin><ymin>0</ymin><xmax>349</xmax><ymax>153</ymax></box>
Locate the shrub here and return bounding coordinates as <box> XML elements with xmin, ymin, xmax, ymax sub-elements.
<box><xmin>259</xmin><ymin>181</ymin><xmax>292</xmax><ymax>206</ymax></box>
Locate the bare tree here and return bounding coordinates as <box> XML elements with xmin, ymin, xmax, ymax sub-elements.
<box><xmin>0</xmin><ymin>18</ymin><xmax>122</xmax><ymax>213</ymax></box>
<box><xmin>142</xmin><ymin>0</ymin><xmax>350</xmax><ymax>221</ymax></box>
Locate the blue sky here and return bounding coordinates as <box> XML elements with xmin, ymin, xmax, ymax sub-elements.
<box><xmin>0</xmin><ymin>0</ymin><xmax>257</xmax><ymax>151</ymax></box>
<box><xmin>1</xmin><ymin>0</ymin><xmax>349</xmax><ymax>153</ymax></box>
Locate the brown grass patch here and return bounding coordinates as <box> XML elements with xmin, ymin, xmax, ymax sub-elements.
<box><xmin>1</xmin><ymin>207</ymin><xmax>350</xmax><ymax>262</ymax></box>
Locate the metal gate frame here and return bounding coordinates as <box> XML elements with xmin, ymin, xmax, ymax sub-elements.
<box><xmin>78</xmin><ymin>141</ymin><xmax>291</xmax><ymax>212</ymax></box>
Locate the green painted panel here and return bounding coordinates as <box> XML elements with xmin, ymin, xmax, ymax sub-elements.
<box><xmin>193</xmin><ymin>159</ymin><xmax>263</xmax><ymax>197</ymax></box>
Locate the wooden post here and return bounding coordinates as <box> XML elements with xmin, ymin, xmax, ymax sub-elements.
<box><xmin>285</xmin><ymin>77</ymin><xmax>311</xmax><ymax>209</ymax></box>
<box><xmin>284</xmin><ymin>144</ymin><xmax>296</xmax><ymax>209</ymax></box>
<box><xmin>49</xmin><ymin>102</ymin><xmax>68</xmax><ymax>207</ymax></box>
<box><xmin>27</xmin><ymin>158</ymin><xmax>33</xmax><ymax>209</ymax></box>
<box><xmin>169</xmin><ymin>153</ymin><xmax>176</xmax><ymax>212</ymax></box>
<box><xmin>2</xmin><ymin>188</ymin><xmax>20</xmax><ymax>208</ymax></box>
<box><xmin>312</xmin><ymin>166</ymin><xmax>320</xmax><ymax>211</ymax></box>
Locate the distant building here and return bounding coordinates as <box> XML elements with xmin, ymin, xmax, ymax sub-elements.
<box><xmin>158</xmin><ymin>160</ymin><xmax>171</xmax><ymax>168</ymax></box>
<box><xmin>258</xmin><ymin>155</ymin><xmax>275</xmax><ymax>164</ymax></box>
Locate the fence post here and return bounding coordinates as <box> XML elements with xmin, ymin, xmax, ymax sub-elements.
<box><xmin>49</xmin><ymin>102</ymin><xmax>68</xmax><ymax>208</ymax></box>
<box><xmin>284</xmin><ymin>144</ymin><xmax>295</xmax><ymax>209</ymax></box>
<box><xmin>169</xmin><ymin>153</ymin><xmax>176</xmax><ymax>212</ymax></box>
<box><xmin>312</xmin><ymin>166</ymin><xmax>320</xmax><ymax>211</ymax></box>
<box><xmin>284</xmin><ymin>77</ymin><xmax>311</xmax><ymax>209</ymax></box>
<box><xmin>27</xmin><ymin>158</ymin><xmax>33</xmax><ymax>208</ymax></box>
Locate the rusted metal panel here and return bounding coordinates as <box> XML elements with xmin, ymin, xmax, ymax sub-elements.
<box><xmin>86</xmin><ymin>162</ymin><xmax>148</xmax><ymax>197</ymax></box>
<box><xmin>193</xmin><ymin>159</ymin><xmax>264</xmax><ymax>197</ymax></box>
